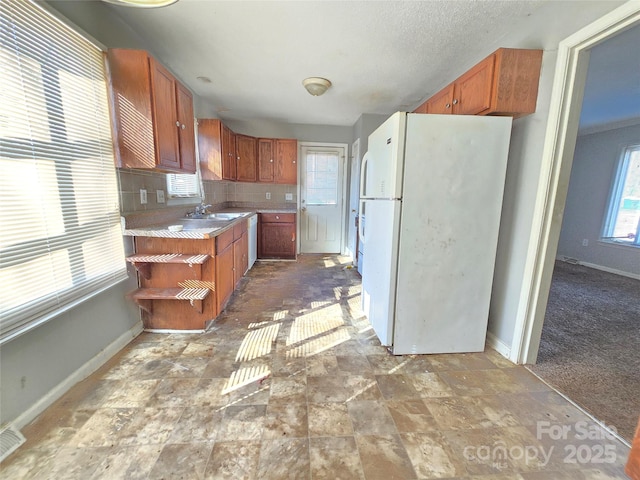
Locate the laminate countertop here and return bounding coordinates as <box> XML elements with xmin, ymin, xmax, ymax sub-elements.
<box><xmin>123</xmin><ymin>208</ymin><xmax>295</xmax><ymax>239</ymax></box>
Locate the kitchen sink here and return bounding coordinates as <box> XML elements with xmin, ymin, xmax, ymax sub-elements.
<box><xmin>178</xmin><ymin>219</ymin><xmax>228</xmax><ymax>230</ymax></box>
<box><xmin>184</xmin><ymin>212</ymin><xmax>249</xmax><ymax>220</ymax></box>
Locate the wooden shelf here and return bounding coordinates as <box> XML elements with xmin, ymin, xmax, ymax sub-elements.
<box><xmin>126</xmin><ymin>253</ymin><xmax>210</xmax><ymax>279</ymax></box>
<box><xmin>130</xmin><ymin>287</ymin><xmax>210</xmax><ymax>314</ymax></box>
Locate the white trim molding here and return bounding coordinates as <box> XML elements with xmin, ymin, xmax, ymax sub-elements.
<box><xmin>512</xmin><ymin>2</ymin><xmax>640</xmax><ymax>365</ymax></box>
<box><xmin>486</xmin><ymin>332</ymin><xmax>511</xmax><ymax>360</ymax></box>
<box><xmin>12</xmin><ymin>321</ymin><xmax>143</xmax><ymax>430</ymax></box>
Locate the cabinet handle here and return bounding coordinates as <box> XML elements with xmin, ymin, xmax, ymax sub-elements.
<box><xmin>445</xmin><ymin>103</ymin><xmax>451</xmax><ymax>109</ymax></box>
<box><xmin>270</xmin><ymin>159</ymin><xmax>273</xmax><ymax>163</ymax></box>
<box><xmin>275</xmin><ymin>215</ymin><xmax>280</xmax><ymax>220</ymax></box>
<box><xmin>237</xmin><ymin>156</ymin><xmax>240</xmax><ymax>160</ymax></box>
<box><xmin>291</xmin><ymin>233</ymin><xmax>295</xmax><ymax>242</ymax></box>
<box><xmin>292</xmin><ymin>160</ymin><xmax>296</xmax><ymax>164</ymax></box>
<box><xmin>452</xmin><ymin>99</ymin><xmax>459</xmax><ymax>105</ymax></box>
<box><xmin>181</xmin><ymin>124</ymin><xmax>185</xmax><ymax>130</ymax></box>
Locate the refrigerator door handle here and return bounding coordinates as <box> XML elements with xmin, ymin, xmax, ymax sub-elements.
<box><xmin>360</xmin><ymin>152</ymin><xmax>370</xmax><ymax>198</ymax></box>
<box><xmin>358</xmin><ymin>199</ymin><xmax>366</xmax><ymax>243</ymax></box>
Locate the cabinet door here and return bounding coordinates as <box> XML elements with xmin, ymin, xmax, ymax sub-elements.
<box><xmin>215</xmin><ymin>243</ymin><xmax>234</xmax><ymax>312</ymax></box>
<box><xmin>233</xmin><ymin>231</ymin><xmax>248</xmax><ymax>287</ymax></box>
<box><xmin>426</xmin><ymin>84</ymin><xmax>454</xmax><ymax>114</ymax></box>
<box><xmin>258</xmin><ymin>138</ymin><xmax>275</xmax><ymax>182</ymax></box>
<box><xmin>413</xmin><ymin>101</ymin><xmax>428</xmax><ymax>114</ymax></box>
<box><xmin>453</xmin><ymin>54</ymin><xmax>495</xmax><ymax>115</ymax></box>
<box><xmin>222</xmin><ymin>125</ymin><xmax>236</xmax><ymax>180</ymax></box>
<box><xmin>149</xmin><ymin>58</ymin><xmax>180</xmax><ymax>170</ymax></box>
<box><xmin>197</xmin><ymin>119</ymin><xmax>223</xmax><ymax>181</ymax></box>
<box><xmin>176</xmin><ymin>82</ymin><xmax>196</xmax><ymax>173</ymax></box>
<box><xmin>236</xmin><ymin>134</ymin><xmax>257</xmax><ymax>182</ymax></box>
<box><xmin>108</xmin><ymin>49</ymin><xmax>156</xmax><ymax>169</ymax></box>
<box><xmin>260</xmin><ymin>223</ymin><xmax>296</xmax><ymax>259</ymax></box>
<box><xmin>275</xmin><ymin>139</ymin><xmax>297</xmax><ymax>184</ymax></box>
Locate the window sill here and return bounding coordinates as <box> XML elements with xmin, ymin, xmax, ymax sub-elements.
<box><xmin>598</xmin><ymin>239</ymin><xmax>640</xmax><ymax>249</ymax></box>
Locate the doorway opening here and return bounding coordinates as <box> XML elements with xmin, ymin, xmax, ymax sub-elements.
<box><xmin>298</xmin><ymin>143</ymin><xmax>348</xmax><ymax>254</ymax></box>
<box><xmin>515</xmin><ymin>3</ymin><xmax>640</xmax><ymax>444</ymax></box>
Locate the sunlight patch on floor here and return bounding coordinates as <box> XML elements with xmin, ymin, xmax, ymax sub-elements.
<box><xmin>235</xmin><ymin>324</ymin><xmax>280</xmax><ymax>362</ymax></box>
<box><xmin>286</xmin><ymin>328</ymin><xmax>351</xmax><ymax>358</ymax></box>
<box><xmin>347</xmin><ymin>296</ymin><xmax>365</xmax><ymax>319</ymax></box>
<box><xmin>222</xmin><ymin>364</ymin><xmax>270</xmax><ymax>395</ymax></box>
<box><xmin>310</xmin><ymin>300</ymin><xmax>333</xmax><ymax>309</ymax></box>
<box><xmin>287</xmin><ymin>304</ymin><xmax>345</xmax><ymax>346</ymax></box>
<box><xmin>323</xmin><ymin>258</ymin><xmax>336</xmax><ymax>268</ymax></box>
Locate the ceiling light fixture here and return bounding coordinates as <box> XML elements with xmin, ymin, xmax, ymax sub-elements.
<box><xmin>101</xmin><ymin>0</ymin><xmax>178</xmax><ymax>8</ymax></box>
<box><xmin>303</xmin><ymin>77</ymin><xmax>332</xmax><ymax>96</ymax></box>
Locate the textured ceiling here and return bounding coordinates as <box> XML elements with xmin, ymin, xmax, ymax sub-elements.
<box><xmin>579</xmin><ymin>24</ymin><xmax>640</xmax><ymax>131</ymax></box>
<box><xmin>102</xmin><ymin>0</ymin><xmax>547</xmax><ymax>126</ymax></box>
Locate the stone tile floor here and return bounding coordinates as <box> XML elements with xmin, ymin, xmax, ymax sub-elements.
<box><xmin>0</xmin><ymin>254</ymin><xmax>631</xmax><ymax>479</ymax></box>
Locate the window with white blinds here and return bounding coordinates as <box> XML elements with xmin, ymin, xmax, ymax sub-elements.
<box><xmin>0</xmin><ymin>1</ymin><xmax>127</xmax><ymax>344</ymax></box>
<box><xmin>166</xmin><ymin>119</ymin><xmax>202</xmax><ymax>199</ymax></box>
<box><xmin>166</xmin><ymin>172</ymin><xmax>201</xmax><ymax>198</ymax></box>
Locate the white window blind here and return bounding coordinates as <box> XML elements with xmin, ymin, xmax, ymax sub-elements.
<box><xmin>167</xmin><ymin>172</ymin><xmax>201</xmax><ymax>198</ymax></box>
<box><xmin>0</xmin><ymin>0</ymin><xmax>127</xmax><ymax>344</ymax></box>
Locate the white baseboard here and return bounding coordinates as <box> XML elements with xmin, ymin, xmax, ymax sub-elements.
<box><xmin>558</xmin><ymin>257</ymin><xmax>640</xmax><ymax>280</ymax></box>
<box><xmin>12</xmin><ymin>321</ymin><xmax>143</xmax><ymax>430</ymax></box>
<box><xmin>486</xmin><ymin>332</ymin><xmax>512</xmax><ymax>360</ymax></box>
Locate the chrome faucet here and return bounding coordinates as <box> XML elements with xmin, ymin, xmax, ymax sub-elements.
<box><xmin>187</xmin><ymin>203</ymin><xmax>212</xmax><ymax>217</ymax></box>
<box><xmin>196</xmin><ymin>203</ymin><xmax>212</xmax><ymax>215</ymax></box>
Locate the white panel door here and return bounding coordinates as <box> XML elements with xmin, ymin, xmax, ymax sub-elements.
<box><xmin>300</xmin><ymin>145</ymin><xmax>345</xmax><ymax>253</ymax></box>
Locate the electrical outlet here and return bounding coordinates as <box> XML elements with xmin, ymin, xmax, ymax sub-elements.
<box><xmin>156</xmin><ymin>190</ymin><xmax>165</xmax><ymax>203</ymax></box>
<box><xmin>139</xmin><ymin>189</ymin><xmax>147</xmax><ymax>205</ymax></box>
<box><xmin>582</xmin><ymin>239</ymin><xmax>589</xmax><ymax>246</ymax></box>
<box><xmin>285</xmin><ymin>193</ymin><xmax>293</xmax><ymax>201</ymax></box>
<box><xmin>266</xmin><ymin>192</ymin><xmax>271</xmax><ymax>200</ymax></box>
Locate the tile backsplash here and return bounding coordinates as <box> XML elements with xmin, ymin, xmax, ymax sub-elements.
<box><xmin>118</xmin><ymin>168</ymin><xmax>296</xmax><ymax>215</ymax></box>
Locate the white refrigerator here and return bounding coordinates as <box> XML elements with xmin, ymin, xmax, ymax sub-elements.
<box><xmin>359</xmin><ymin>112</ymin><xmax>512</xmax><ymax>355</ymax></box>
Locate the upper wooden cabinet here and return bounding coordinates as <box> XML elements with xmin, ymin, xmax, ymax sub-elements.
<box><xmin>414</xmin><ymin>48</ymin><xmax>543</xmax><ymax>118</ymax></box>
<box><xmin>225</xmin><ymin>128</ymin><xmax>237</xmax><ymax>181</ymax></box>
<box><xmin>235</xmin><ymin>134</ymin><xmax>257</xmax><ymax>182</ymax></box>
<box><xmin>107</xmin><ymin>49</ymin><xmax>196</xmax><ymax>173</ymax></box>
<box><xmin>257</xmin><ymin>138</ymin><xmax>275</xmax><ymax>182</ymax></box>
<box><xmin>424</xmin><ymin>84</ymin><xmax>455</xmax><ymax>115</ymax></box>
<box><xmin>275</xmin><ymin>139</ymin><xmax>298</xmax><ymax>184</ymax></box>
<box><xmin>198</xmin><ymin>119</ymin><xmax>236</xmax><ymax>181</ymax></box>
<box><xmin>257</xmin><ymin>138</ymin><xmax>298</xmax><ymax>184</ymax></box>
<box><xmin>199</xmin><ymin>124</ymin><xmax>297</xmax><ymax>184</ymax></box>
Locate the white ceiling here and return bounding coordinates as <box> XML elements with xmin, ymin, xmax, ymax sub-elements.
<box><xmin>579</xmin><ymin>24</ymin><xmax>640</xmax><ymax>131</ymax></box>
<box><xmin>102</xmin><ymin>0</ymin><xmax>548</xmax><ymax>126</ymax></box>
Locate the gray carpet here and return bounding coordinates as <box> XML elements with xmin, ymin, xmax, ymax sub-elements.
<box><xmin>528</xmin><ymin>260</ymin><xmax>640</xmax><ymax>442</ymax></box>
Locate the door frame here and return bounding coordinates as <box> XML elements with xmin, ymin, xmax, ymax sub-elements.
<box><xmin>513</xmin><ymin>2</ymin><xmax>640</xmax><ymax>364</ymax></box>
<box><xmin>297</xmin><ymin>142</ymin><xmax>349</xmax><ymax>255</ymax></box>
<box><xmin>347</xmin><ymin>138</ymin><xmax>361</xmax><ymax>261</ymax></box>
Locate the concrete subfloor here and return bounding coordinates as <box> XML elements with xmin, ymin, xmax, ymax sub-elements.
<box><xmin>1</xmin><ymin>254</ymin><xmax>631</xmax><ymax>479</ymax></box>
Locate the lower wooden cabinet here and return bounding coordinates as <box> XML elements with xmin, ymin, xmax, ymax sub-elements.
<box><xmin>233</xmin><ymin>220</ymin><xmax>248</xmax><ymax>287</ymax></box>
<box><xmin>215</xmin><ymin>229</ymin><xmax>235</xmax><ymax>313</ymax></box>
<box><xmin>258</xmin><ymin>213</ymin><xmax>296</xmax><ymax>260</ymax></box>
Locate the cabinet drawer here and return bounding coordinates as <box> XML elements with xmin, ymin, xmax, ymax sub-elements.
<box><xmin>233</xmin><ymin>220</ymin><xmax>248</xmax><ymax>240</ymax></box>
<box><xmin>216</xmin><ymin>228</ymin><xmax>234</xmax><ymax>253</ymax></box>
<box><xmin>261</xmin><ymin>213</ymin><xmax>295</xmax><ymax>223</ymax></box>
